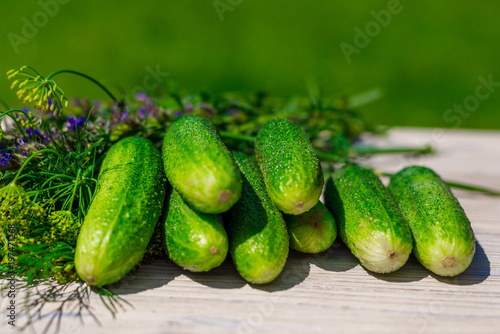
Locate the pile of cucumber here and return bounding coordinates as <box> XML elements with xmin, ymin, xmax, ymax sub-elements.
<box><xmin>74</xmin><ymin>115</ymin><xmax>476</xmax><ymax>287</ymax></box>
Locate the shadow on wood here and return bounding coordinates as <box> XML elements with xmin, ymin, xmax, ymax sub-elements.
<box><xmin>186</xmin><ymin>251</ymin><xmax>311</xmax><ymax>292</ymax></box>
<box><xmin>183</xmin><ymin>256</ymin><xmax>247</xmax><ymax>289</ymax></box>
<box><xmin>107</xmin><ymin>259</ymin><xmax>182</xmax><ymax>295</ymax></box>
<box><xmin>251</xmin><ymin>250</ymin><xmax>311</xmax><ymax>292</ymax></box>
<box><xmin>309</xmin><ymin>242</ymin><xmax>359</xmax><ymax>273</ymax></box>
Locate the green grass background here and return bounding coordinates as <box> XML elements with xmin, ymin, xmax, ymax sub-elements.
<box><xmin>1</xmin><ymin>0</ymin><xmax>499</xmax><ymax>128</ymax></box>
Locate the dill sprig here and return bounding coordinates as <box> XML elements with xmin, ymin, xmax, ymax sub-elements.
<box><xmin>7</xmin><ymin>66</ymin><xmax>122</xmax><ymax>116</ymax></box>
<box><xmin>7</xmin><ymin>66</ymin><xmax>69</xmax><ymax>115</ymax></box>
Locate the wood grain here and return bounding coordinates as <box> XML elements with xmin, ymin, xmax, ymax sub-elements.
<box><xmin>2</xmin><ymin>128</ymin><xmax>500</xmax><ymax>334</ymax></box>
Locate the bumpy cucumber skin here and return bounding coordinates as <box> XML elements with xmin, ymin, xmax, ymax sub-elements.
<box><xmin>284</xmin><ymin>201</ymin><xmax>337</xmax><ymax>254</ymax></box>
<box><xmin>324</xmin><ymin>165</ymin><xmax>413</xmax><ymax>273</ymax></box>
<box><xmin>255</xmin><ymin>119</ymin><xmax>323</xmax><ymax>215</ymax></box>
<box><xmin>162</xmin><ymin>188</ymin><xmax>228</xmax><ymax>272</ymax></box>
<box><xmin>162</xmin><ymin>115</ymin><xmax>242</xmax><ymax>214</ymax></box>
<box><xmin>388</xmin><ymin>166</ymin><xmax>476</xmax><ymax>277</ymax></box>
<box><xmin>223</xmin><ymin>152</ymin><xmax>289</xmax><ymax>284</ymax></box>
<box><xmin>75</xmin><ymin>137</ymin><xmax>167</xmax><ymax>286</ymax></box>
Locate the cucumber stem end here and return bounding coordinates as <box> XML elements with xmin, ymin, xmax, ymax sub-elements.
<box><xmin>218</xmin><ymin>190</ymin><xmax>232</xmax><ymax>204</ymax></box>
<box><xmin>442</xmin><ymin>256</ymin><xmax>457</xmax><ymax>268</ymax></box>
<box><xmin>295</xmin><ymin>201</ymin><xmax>304</xmax><ymax>209</ymax></box>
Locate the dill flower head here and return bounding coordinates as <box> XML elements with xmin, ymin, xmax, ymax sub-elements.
<box><xmin>0</xmin><ymin>183</ymin><xmax>32</xmax><ymax>214</ymax></box>
<box><xmin>47</xmin><ymin>211</ymin><xmax>81</xmax><ymax>247</ymax></box>
<box><xmin>7</xmin><ymin>66</ymin><xmax>69</xmax><ymax>115</ymax></box>
<box><xmin>0</xmin><ymin>184</ymin><xmax>44</xmax><ymax>255</ymax></box>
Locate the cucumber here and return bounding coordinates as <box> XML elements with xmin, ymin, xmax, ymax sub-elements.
<box><xmin>255</xmin><ymin>119</ymin><xmax>323</xmax><ymax>215</ymax></box>
<box><xmin>223</xmin><ymin>151</ymin><xmax>289</xmax><ymax>284</ymax></box>
<box><xmin>388</xmin><ymin>166</ymin><xmax>476</xmax><ymax>277</ymax></box>
<box><xmin>162</xmin><ymin>188</ymin><xmax>228</xmax><ymax>272</ymax></box>
<box><xmin>324</xmin><ymin>165</ymin><xmax>413</xmax><ymax>273</ymax></box>
<box><xmin>162</xmin><ymin>115</ymin><xmax>242</xmax><ymax>214</ymax></box>
<box><xmin>75</xmin><ymin>137</ymin><xmax>167</xmax><ymax>286</ymax></box>
<box><xmin>284</xmin><ymin>201</ymin><xmax>337</xmax><ymax>254</ymax></box>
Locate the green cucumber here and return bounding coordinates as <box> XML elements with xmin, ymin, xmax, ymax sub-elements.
<box><xmin>388</xmin><ymin>166</ymin><xmax>476</xmax><ymax>277</ymax></box>
<box><xmin>223</xmin><ymin>152</ymin><xmax>289</xmax><ymax>284</ymax></box>
<box><xmin>162</xmin><ymin>188</ymin><xmax>228</xmax><ymax>272</ymax></box>
<box><xmin>162</xmin><ymin>115</ymin><xmax>242</xmax><ymax>214</ymax></box>
<box><xmin>324</xmin><ymin>165</ymin><xmax>413</xmax><ymax>273</ymax></box>
<box><xmin>255</xmin><ymin>119</ymin><xmax>323</xmax><ymax>215</ymax></box>
<box><xmin>284</xmin><ymin>201</ymin><xmax>337</xmax><ymax>254</ymax></box>
<box><xmin>75</xmin><ymin>137</ymin><xmax>167</xmax><ymax>286</ymax></box>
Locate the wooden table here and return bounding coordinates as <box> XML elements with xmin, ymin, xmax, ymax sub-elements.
<box><xmin>4</xmin><ymin>128</ymin><xmax>500</xmax><ymax>334</ymax></box>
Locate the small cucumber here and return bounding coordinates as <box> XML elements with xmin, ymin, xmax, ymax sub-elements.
<box><xmin>388</xmin><ymin>166</ymin><xmax>476</xmax><ymax>277</ymax></box>
<box><xmin>75</xmin><ymin>137</ymin><xmax>167</xmax><ymax>286</ymax></box>
<box><xmin>284</xmin><ymin>201</ymin><xmax>337</xmax><ymax>254</ymax></box>
<box><xmin>162</xmin><ymin>188</ymin><xmax>228</xmax><ymax>272</ymax></box>
<box><xmin>324</xmin><ymin>165</ymin><xmax>413</xmax><ymax>273</ymax></box>
<box><xmin>162</xmin><ymin>115</ymin><xmax>242</xmax><ymax>214</ymax></box>
<box><xmin>223</xmin><ymin>152</ymin><xmax>289</xmax><ymax>284</ymax></box>
<box><xmin>255</xmin><ymin>119</ymin><xmax>323</xmax><ymax>215</ymax></box>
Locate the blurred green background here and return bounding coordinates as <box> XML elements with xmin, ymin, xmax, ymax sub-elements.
<box><xmin>1</xmin><ymin>0</ymin><xmax>499</xmax><ymax>128</ymax></box>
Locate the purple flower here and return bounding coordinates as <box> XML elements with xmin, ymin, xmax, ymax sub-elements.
<box><xmin>66</xmin><ymin>116</ymin><xmax>86</xmax><ymax>131</ymax></box>
<box><xmin>138</xmin><ymin>107</ymin><xmax>148</xmax><ymax>119</ymax></box>
<box><xmin>174</xmin><ymin>111</ymin><xmax>182</xmax><ymax>118</ymax></box>
<box><xmin>226</xmin><ymin>108</ymin><xmax>238</xmax><ymax>115</ymax></box>
<box><xmin>0</xmin><ymin>147</ymin><xmax>12</xmax><ymax>167</ymax></box>
<box><xmin>92</xmin><ymin>99</ymin><xmax>102</xmax><ymax>108</ymax></box>
<box><xmin>17</xmin><ymin>137</ymin><xmax>28</xmax><ymax>146</ymax></box>
<box><xmin>25</xmin><ymin>127</ymin><xmax>40</xmax><ymax>137</ymax></box>
<box><xmin>185</xmin><ymin>104</ymin><xmax>194</xmax><ymax>113</ymax></box>
<box><xmin>135</xmin><ymin>92</ymin><xmax>150</xmax><ymax>103</ymax></box>
<box><xmin>196</xmin><ymin>103</ymin><xmax>216</xmax><ymax>115</ymax></box>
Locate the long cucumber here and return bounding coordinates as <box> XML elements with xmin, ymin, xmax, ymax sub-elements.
<box><xmin>324</xmin><ymin>165</ymin><xmax>413</xmax><ymax>273</ymax></box>
<box><xmin>75</xmin><ymin>137</ymin><xmax>167</xmax><ymax>286</ymax></box>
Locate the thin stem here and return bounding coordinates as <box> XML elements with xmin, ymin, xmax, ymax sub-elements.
<box><xmin>316</xmin><ymin>151</ymin><xmax>347</xmax><ymax>163</ymax></box>
<box><xmin>66</xmin><ymin>169</ymin><xmax>82</xmax><ymax>210</ymax></box>
<box><xmin>46</xmin><ymin>70</ymin><xmax>119</xmax><ymax>103</ymax></box>
<box><xmin>51</xmin><ymin>185</ymin><xmax>74</xmax><ymax>203</ymax></box>
<box><xmin>33</xmin><ymin>183</ymin><xmax>72</xmax><ymax>199</ymax></box>
<box><xmin>25</xmin><ymin>66</ymin><xmax>42</xmax><ymax>77</ymax></box>
<box><xmin>12</xmin><ymin>149</ymin><xmax>69</xmax><ymax>184</ymax></box>
<box><xmin>446</xmin><ymin>181</ymin><xmax>500</xmax><ymax>196</ymax></box>
<box><xmin>377</xmin><ymin>171</ymin><xmax>500</xmax><ymax>196</ymax></box>
<box><xmin>351</xmin><ymin>145</ymin><xmax>434</xmax><ymax>155</ymax></box>
<box><xmin>0</xmin><ymin>109</ymin><xmax>32</xmax><ymax>137</ymax></box>
<box><xmin>36</xmin><ymin>172</ymin><xmax>75</xmax><ymax>180</ymax></box>
<box><xmin>31</xmin><ymin>173</ymin><xmax>76</xmax><ymax>202</ymax></box>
